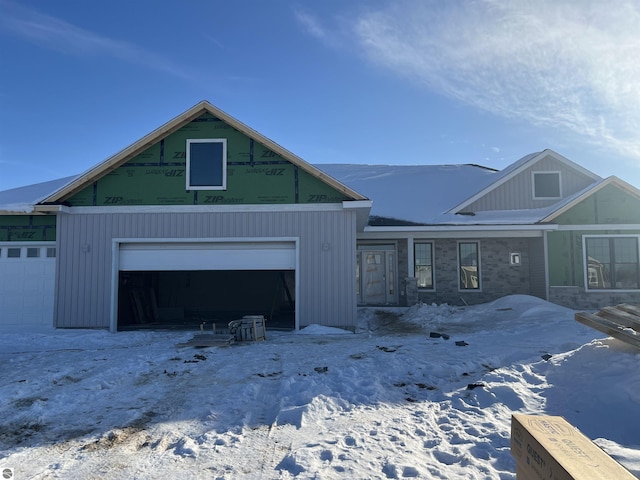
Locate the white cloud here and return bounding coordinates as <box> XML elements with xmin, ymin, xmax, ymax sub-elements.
<box><xmin>295</xmin><ymin>10</ymin><xmax>328</xmax><ymax>41</ymax></box>
<box><xmin>0</xmin><ymin>0</ymin><xmax>192</xmax><ymax>80</ymax></box>
<box><xmin>346</xmin><ymin>0</ymin><xmax>640</xmax><ymax>162</ymax></box>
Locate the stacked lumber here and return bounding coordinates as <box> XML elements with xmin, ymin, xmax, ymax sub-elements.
<box><xmin>575</xmin><ymin>304</ymin><xmax>640</xmax><ymax>349</ymax></box>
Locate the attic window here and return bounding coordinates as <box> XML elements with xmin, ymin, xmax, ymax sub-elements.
<box><xmin>186</xmin><ymin>139</ymin><xmax>227</xmax><ymax>190</ymax></box>
<box><xmin>533</xmin><ymin>171</ymin><xmax>561</xmax><ymax>199</ymax></box>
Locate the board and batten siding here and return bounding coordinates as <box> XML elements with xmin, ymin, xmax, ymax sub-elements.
<box><xmin>54</xmin><ymin>209</ymin><xmax>357</xmax><ymax>329</ymax></box>
<box><xmin>464</xmin><ymin>156</ymin><xmax>595</xmax><ymax>212</ymax></box>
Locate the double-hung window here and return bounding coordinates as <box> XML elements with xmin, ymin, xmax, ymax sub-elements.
<box><xmin>584</xmin><ymin>236</ymin><xmax>640</xmax><ymax>290</ymax></box>
<box><xmin>186</xmin><ymin>139</ymin><xmax>227</xmax><ymax>190</ymax></box>
<box><xmin>414</xmin><ymin>242</ymin><xmax>434</xmax><ymax>289</ymax></box>
<box><xmin>459</xmin><ymin>241</ymin><xmax>480</xmax><ymax>290</ymax></box>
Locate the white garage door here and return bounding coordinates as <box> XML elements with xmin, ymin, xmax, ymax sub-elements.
<box><xmin>0</xmin><ymin>244</ymin><xmax>56</xmax><ymax>329</ymax></box>
<box><xmin>119</xmin><ymin>241</ymin><xmax>296</xmax><ymax>271</ymax></box>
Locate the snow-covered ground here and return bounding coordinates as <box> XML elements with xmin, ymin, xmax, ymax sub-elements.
<box><xmin>1</xmin><ymin>295</ymin><xmax>639</xmax><ymax>479</ymax></box>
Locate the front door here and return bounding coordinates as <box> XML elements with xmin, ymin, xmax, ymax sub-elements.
<box><xmin>357</xmin><ymin>246</ymin><xmax>398</xmax><ymax>305</ymax></box>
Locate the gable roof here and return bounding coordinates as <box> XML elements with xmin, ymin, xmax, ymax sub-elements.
<box><xmin>447</xmin><ymin>149</ymin><xmax>601</xmax><ymax>214</ymax></box>
<box><xmin>540</xmin><ymin>176</ymin><xmax>640</xmax><ymax>223</ymax></box>
<box><xmin>40</xmin><ymin>100</ymin><xmax>367</xmax><ymax>204</ymax></box>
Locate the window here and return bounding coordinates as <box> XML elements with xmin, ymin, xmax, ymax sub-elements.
<box><xmin>459</xmin><ymin>242</ymin><xmax>480</xmax><ymax>290</ymax></box>
<box><xmin>27</xmin><ymin>247</ymin><xmax>40</xmax><ymax>258</ymax></box>
<box><xmin>46</xmin><ymin>247</ymin><xmax>56</xmax><ymax>258</ymax></box>
<box><xmin>533</xmin><ymin>171</ymin><xmax>561</xmax><ymax>199</ymax></box>
<box><xmin>186</xmin><ymin>139</ymin><xmax>227</xmax><ymax>190</ymax></box>
<box><xmin>414</xmin><ymin>242</ymin><xmax>434</xmax><ymax>289</ymax></box>
<box><xmin>585</xmin><ymin>236</ymin><xmax>640</xmax><ymax>290</ymax></box>
<box><xmin>7</xmin><ymin>247</ymin><xmax>21</xmax><ymax>258</ymax></box>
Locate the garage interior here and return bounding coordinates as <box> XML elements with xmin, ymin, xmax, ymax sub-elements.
<box><xmin>117</xmin><ymin>270</ymin><xmax>295</xmax><ymax>331</ymax></box>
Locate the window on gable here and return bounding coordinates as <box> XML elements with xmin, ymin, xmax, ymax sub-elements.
<box><xmin>186</xmin><ymin>139</ymin><xmax>227</xmax><ymax>190</ymax></box>
<box><xmin>585</xmin><ymin>236</ymin><xmax>640</xmax><ymax>290</ymax></box>
<box><xmin>533</xmin><ymin>171</ymin><xmax>561</xmax><ymax>199</ymax></box>
<box><xmin>414</xmin><ymin>242</ymin><xmax>434</xmax><ymax>289</ymax></box>
<box><xmin>459</xmin><ymin>241</ymin><xmax>480</xmax><ymax>290</ymax></box>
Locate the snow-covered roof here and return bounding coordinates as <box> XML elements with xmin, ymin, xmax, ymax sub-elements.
<box><xmin>316</xmin><ymin>163</ymin><xmax>498</xmax><ymax>225</ymax></box>
<box><xmin>0</xmin><ymin>176</ymin><xmax>77</xmax><ymax>214</ymax></box>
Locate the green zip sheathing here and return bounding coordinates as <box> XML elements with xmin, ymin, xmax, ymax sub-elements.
<box><xmin>553</xmin><ymin>184</ymin><xmax>640</xmax><ymax>225</ymax></box>
<box><xmin>547</xmin><ymin>229</ymin><xmax>640</xmax><ymax>287</ymax></box>
<box><xmin>0</xmin><ymin>215</ymin><xmax>56</xmax><ymax>241</ymax></box>
<box><xmin>65</xmin><ymin>113</ymin><xmax>350</xmax><ymax>206</ymax></box>
<box><xmin>547</xmin><ymin>184</ymin><xmax>640</xmax><ymax>287</ymax></box>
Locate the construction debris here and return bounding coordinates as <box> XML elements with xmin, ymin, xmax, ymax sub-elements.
<box><xmin>575</xmin><ymin>303</ymin><xmax>640</xmax><ymax>349</ymax></box>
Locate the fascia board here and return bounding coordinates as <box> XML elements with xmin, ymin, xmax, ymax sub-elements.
<box><xmin>358</xmin><ymin>227</ymin><xmax>551</xmax><ymax>240</ymax></box>
<box><xmin>554</xmin><ymin>223</ymin><xmax>640</xmax><ymax>230</ymax></box>
<box><xmin>55</xmin><ymin>203</ymin><xmax>347</xmax><ymax>215</ymax></box>
<box><xmin>343</xmin><ymin>200</ymin><xmax>373</xmax><ymax>232</ymax></box>
<box><xmin>363</xmin><ymin>224</ymin><xmax>557</xmax><ymax>233</ymax></box>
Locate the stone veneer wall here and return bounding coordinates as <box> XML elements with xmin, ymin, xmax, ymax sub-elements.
<box><xmin>414</xmin><ymin>237</ymin><xmax>535</xmax><ymax>306</ymax></box>
<box><xmin>396</xmin><ymin>239</ymin><xmax>409</xmax><ymax>306</ymax></box>
<box><xmin>549</xmin><ymin>287</ymin><xmax>640</xmax><ymax>310</ymax></box>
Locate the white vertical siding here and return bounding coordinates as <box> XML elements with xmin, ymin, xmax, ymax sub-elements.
<box><xmin>55</xmin><ymin>210</ymin><xmax>357</xmax><ymax>329</ymax></box>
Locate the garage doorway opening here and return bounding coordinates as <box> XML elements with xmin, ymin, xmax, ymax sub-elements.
<box><xmin>117</xmin><ymin>270</ymin><xmax>295</xmax><ymax>331</ymax></box>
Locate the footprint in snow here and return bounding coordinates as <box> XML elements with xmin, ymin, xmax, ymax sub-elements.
<box><xmin>382</xmin><ymin>461</ymin><xmax>398</xmax><ymax>479</ymax></box>
<box><xmin>320</xmin><ymin>449</ymin><xmax>333</xmax><ymax>462</ymax></box>
<box><xmin>343</xmin><ymin>435</ymin><xmax>356</xmax><ymax>447</ymax></box>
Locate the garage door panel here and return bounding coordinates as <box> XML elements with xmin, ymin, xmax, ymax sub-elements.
<box><xmin>119</xmin><ymin>242</ymin><xmax>296</xmax><ymax>271</ymax></box>
<box><xmin>0</xmin><ymin>244</ymin><xmax>55</xmax><ymax>328</ymax></box>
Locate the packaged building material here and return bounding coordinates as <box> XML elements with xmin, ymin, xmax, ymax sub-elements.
<box><xmin>511</xmin><ymin>414</ymin><xmax>635</xmax><ymax>480</ymax></box>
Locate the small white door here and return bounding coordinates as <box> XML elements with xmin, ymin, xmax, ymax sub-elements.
<box><xmin>0</xmin><ymin>244</ymin><xmax>56</xmax><ymax>328</ymax></box>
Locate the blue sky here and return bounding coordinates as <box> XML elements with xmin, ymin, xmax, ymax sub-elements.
<box><xmin>1</xmin><ymin>0</ymin><xmax>640</xmax><ymax>191</ymax></box>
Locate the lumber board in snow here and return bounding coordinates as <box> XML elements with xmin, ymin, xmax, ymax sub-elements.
<box><xmin>575</xmin><ymin>311</ymin><xmax>640</xmax><ymax>349</ymax></box>
<box><xmin>616</xmin><ymin>303</ymin><xmax>640</xmax><ymax>317</ymax></box>
<box><xmin>597</xmin><ymin>306</ymin><xmax>640</xmax><ymax>332</ymax></box>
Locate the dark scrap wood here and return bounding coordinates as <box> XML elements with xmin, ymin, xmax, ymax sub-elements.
<box><xmin>575</xmin><ymin>306</ymin><xmax>640</xmax><ymax>349</ymax></box>
<box><xmin>177</xmin><ymin>334</ymin><xmax>235</xmax><ymax>348</ymax></box>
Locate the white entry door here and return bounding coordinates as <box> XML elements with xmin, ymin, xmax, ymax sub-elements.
<box><xmin>0</xmin><ymin>244</ymin><xmax>56</xmax><ymax>329</ymax></box>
